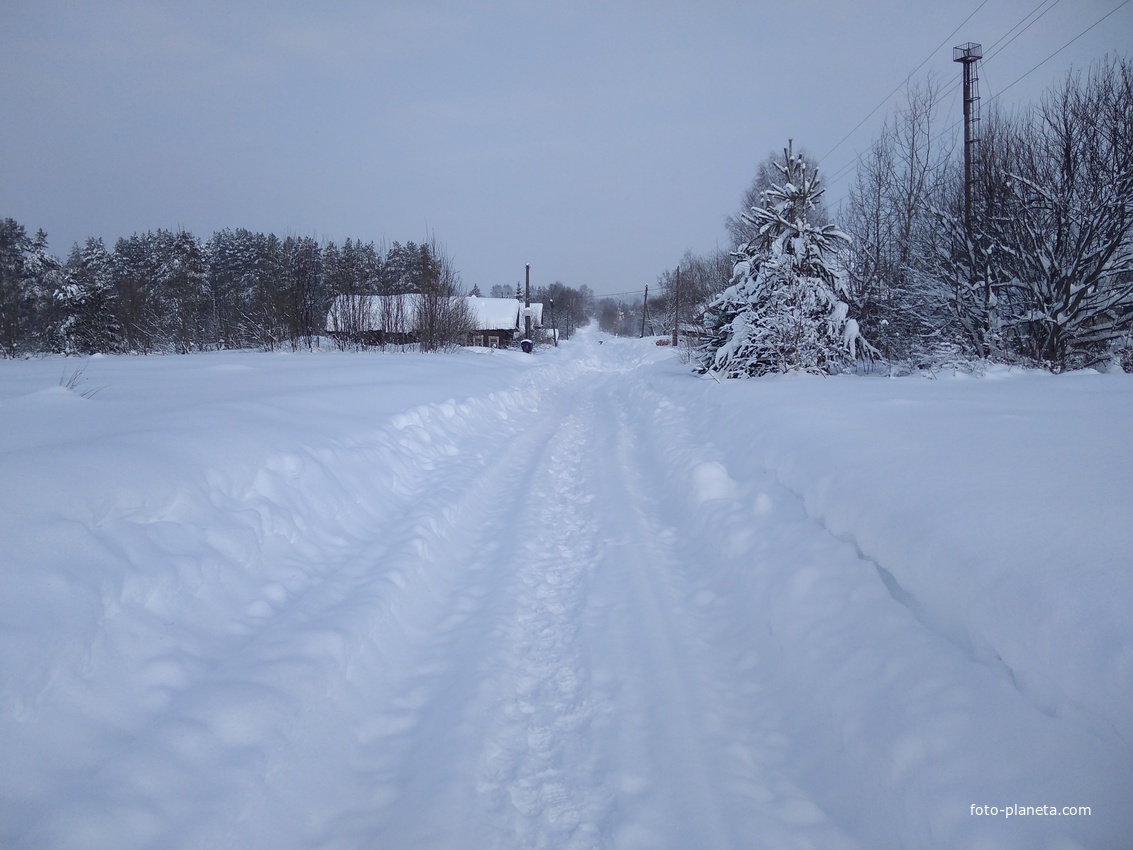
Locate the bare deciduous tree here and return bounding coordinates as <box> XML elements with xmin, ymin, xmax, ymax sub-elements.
<box><xmin>994</xmin><ymin>57</ymin><xmax>1133</xmax><ymax>368</ymax></box>
<box><xmin>840</xmin><ymin>78</ymin><xmax>955</xmax><ymax>361</ymax></box>
<box><xmin>925</xmin><ymin>57</ymin><xmax>1133</xmax><ymax>369</ymax></box>
<box><xmin>416</xmin><ymin>238</ymin><xmax>474</xmax><ymax>352</ymax></box>
<box><xmin>657</xmin><ymin>248</ymin><xmax>731</xmax><ymax>357</ymax></box>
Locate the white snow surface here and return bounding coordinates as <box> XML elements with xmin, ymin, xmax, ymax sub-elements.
<box><xmin>1</xmin><ymin>330</ymin><xmax>1130</xmax><ymax>849</ymax></box>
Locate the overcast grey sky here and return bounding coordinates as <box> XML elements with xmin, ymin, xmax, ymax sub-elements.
<box><xmin>2</xmin><ymin>0</ymin><xmax>1129</xmax><ymax>295</ymax></box>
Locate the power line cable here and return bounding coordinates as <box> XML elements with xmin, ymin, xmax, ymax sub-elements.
<box><xmin>982</xmin><ymin>0</ymin><xmax>1063</xmax><ymax>62</ymax></box>
<box><xmin>823</xmin><ymin>0</ymin><xmax>1062</xmax><ymax>194</ymax></box>
<box><xmin>818</xmin><ymin>0</ymin><xmax>991</xmax><ymax>166</ymax></box>
<box><xmin>824</xmin><ymin>0</ymin><xmax>1130</xmax><ymax>208</ymax></box>
<box><xmin>990</xmin><ymin>0</ymin><xmax>1130</xmax><ymax>99</ymax></box>
<box><xmin>593</xmin><ymin>289</ymin><xmax>648</xmax><ymax>300</ymax></box>
<box><xmin>821</xmin><ymin>78</ymin><xmax>965</xmax><ymax>197</ymax></box>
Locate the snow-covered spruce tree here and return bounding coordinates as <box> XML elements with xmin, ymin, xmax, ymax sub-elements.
<box><xmin>699</xmin><ymin>142</ymin><xmax>876</xmax><ymax>377</ymax></box>
<box><xmin>1</xmin><ymin>219</ymin><xmax>59</xmax><ymax>356</ymax></box>
<box><xmin>56</xmin><ymin>237</ymin><xmax>123</xmax><ymax>354</ymax></box>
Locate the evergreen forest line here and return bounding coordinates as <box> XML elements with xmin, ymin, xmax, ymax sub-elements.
<box><xmin>0</xmin><ymin>228</ymin><xmax>591</xmax><ymax>356</ymax></box>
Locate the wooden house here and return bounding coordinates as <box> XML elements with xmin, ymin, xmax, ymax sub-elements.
<box><xmin>326</xmin><ymin>295</ymin><xmax>542</xmax><ymax>348</ymax></box>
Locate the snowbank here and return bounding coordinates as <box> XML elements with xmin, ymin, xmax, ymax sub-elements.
<box><xmin>680</xmin><ymin>366</ymin><xmax>1133</xmax><ymax>748</ymax></box>
<box><xmin>620</xmin><ymin>354</ymin><xmax>1133</xmax><ymax>848</ymax></box>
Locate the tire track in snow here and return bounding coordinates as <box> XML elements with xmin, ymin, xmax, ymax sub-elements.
<box><xmin>472</xmin><ymin>399</ymin><xmax>611</xmax><ymax>850</ymax></box>
<box><xmin>454</xmin><ymin>364</ymin><xmax>857</xmax><ymax>850</ymax></box>
<box><xmin>585</xmin><ymin>384</ymin><xmax>738</xmax><ymax>850</ymax></box>
<box><xmin>199</xmin><ymin>383</ymin><xmax>604</xmax><ymax>850</ymax></box>
<box><xmin>327</xmin><ymin>382</ymin><xmax>603</xmax><ymax>848</ymax></box>
<box><xmin>575</xmin><ymin>378</ymin><xmax>857</xmax><ymax>850</ymax></box>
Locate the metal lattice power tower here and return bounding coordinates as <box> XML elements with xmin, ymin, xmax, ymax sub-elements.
<box><xmin>953</xmin><ymin>42</ymin><xmax>982</xmax><ymax>234</ymax></box>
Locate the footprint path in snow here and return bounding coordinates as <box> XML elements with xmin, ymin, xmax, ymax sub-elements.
<box><xmin>474</xmin><ymin>402</ymin><xmax>610</xmax><ymax>850</ymax></box>
<box><xmin>319</xmin><ymin>384</ymin><xmax>602</xmax><ymax>848</ymax></box>
<box><xmin>366</xmin><ymin>368</ymin><xmax>861</xmax><ymax>850</ymax></box>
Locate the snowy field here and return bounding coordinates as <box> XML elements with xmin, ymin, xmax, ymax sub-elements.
<box><xmin>1</xmin><ymin>328</ymin><xmax>1130</xmax><ymax>850</ymax></box>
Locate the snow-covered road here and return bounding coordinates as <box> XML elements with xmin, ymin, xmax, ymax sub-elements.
<box><xmin>2</xmin><ymin>331</ymin><xmax>1130</xmax><ymax>849</ymax></box>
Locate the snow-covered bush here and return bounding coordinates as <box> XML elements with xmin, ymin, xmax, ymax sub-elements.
<box><xmin>699</xmin><ymin>143</ymin><xmax>876</xmax><ymax>377</ymax></box>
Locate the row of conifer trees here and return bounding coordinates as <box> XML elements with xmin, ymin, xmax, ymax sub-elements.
<box><xmin>0</xmin><ymin>226</ymin><xmax>451</xmax><ymax>356</ymax></box>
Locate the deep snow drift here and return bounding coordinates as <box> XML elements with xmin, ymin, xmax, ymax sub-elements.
<box><xmin>1</xmin><ymin>330</ymin><xmax>1130</xmax><ymax>849</ymax></box>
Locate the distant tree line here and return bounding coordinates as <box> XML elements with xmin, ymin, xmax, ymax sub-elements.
<box><xmin>533</xmin><ymin>282</ymin><xmax>592</xmax><ymax>341</ymax></box>
<box><xmin>593</xmin><ymin>251</ymin><xmax>731</xmax><ymax>358</ymax></box>
<box><xmin>654</xmin><ymin>55</ymin><xmax>1133</xmax><ymax>374</ymax></box>
<box><xmin>2</xmin><ymin>228</ymin><xmax>490</xmax><ymax>355</ymax></box>
<box><xmin>595</xmin><ymin>297</ymin><xmax>641</xmax><ymax>338</ymax></box>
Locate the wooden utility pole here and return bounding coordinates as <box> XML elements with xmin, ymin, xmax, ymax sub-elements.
<box><xmin>524</xmin><ymin>263</ymin><xmax>531</xmax><ymax>338</ymax></box>
<box><xmin>672</xmin><ymin>265</ymin><xmax>680</xmax><ymax>347</ymax></box>
<box><xmin>640</xmin><ymin>285</ymin><xmax>649</xmax><ymax>338</ymax></box>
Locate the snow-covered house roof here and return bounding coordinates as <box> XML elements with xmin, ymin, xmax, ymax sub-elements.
<box><xmin>466</xmin><ymin>297</ymin><xmax>521</xmax><ymax>331</ymax></box>
<box><xmin>326</xmin><ymin>295</ymin><xmax>542</xmax><ymax>335</ymax></box>
<box><xmin>466</xmin><ymin>297</ymin><xmax>544</xmax><ymax>331</ymax></box>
